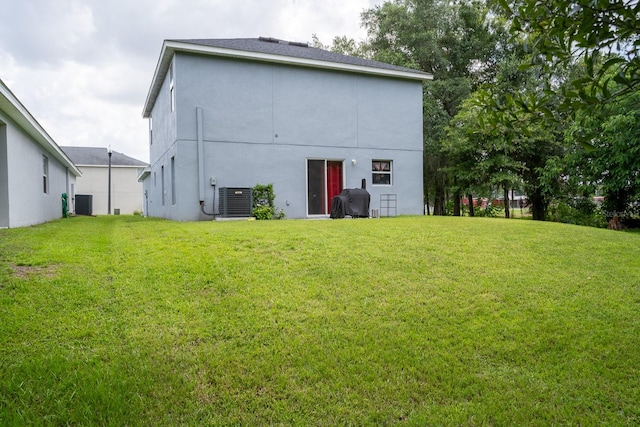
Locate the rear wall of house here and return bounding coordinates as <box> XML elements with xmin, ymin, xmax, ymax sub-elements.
<box><xmin>147</xmin><ymin>52</ymin><xmax>424</xmax><ymax>220</ymax></box>
<box><xmin>0</xmin><ymin>122</ymin><xmax>8</xmax><ymax>228</ymax></box>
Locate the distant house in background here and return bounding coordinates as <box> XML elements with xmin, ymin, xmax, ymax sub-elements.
<box><xmin>62</xmin><ymin>147</ymin><xmax>148</xmax><ymax>215</ymax></box>
<box><xmin>141</xmin><ymin>38</ymin><xmax>431</xmax><ymax>221</ymax></box>
<box><xmin>0</xmin><ymin>78</ymin><xmax>80</xmax><ymax>228</ymax></box>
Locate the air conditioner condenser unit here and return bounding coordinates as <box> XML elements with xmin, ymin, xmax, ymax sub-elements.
<box><xmin>218</xmin><ymin>187</ymin><xmax>253</xmax><ymax>218</ymax></box>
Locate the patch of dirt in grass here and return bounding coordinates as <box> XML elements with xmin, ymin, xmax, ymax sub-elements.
<box><xmin>193</xmin><ymin>368</ymin><xmax>217</xmax><ymax>405</ymax></box>
<box><xmin>10</xmin><ymin>264</ymin><xmax>58</xmax><ymax>279</ymax></box>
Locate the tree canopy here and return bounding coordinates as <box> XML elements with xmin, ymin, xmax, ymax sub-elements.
<box><xmin>497</xmin><ymin>0</ymin><xmax>640</xmax><ymax>107</ymax></box>
<box><xmin>358</xmin><ymin>0</ymin><xmax>506</xmax><ymax>214</ymax></box>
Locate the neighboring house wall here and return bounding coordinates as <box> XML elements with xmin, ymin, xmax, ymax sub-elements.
<box><xmin>0</xmin><ymin>123</ymin><xmax>9</xmax><ymax>227</ymax></box>
<box><xmin>143</xmin><ymin>41</ymin><xmax>428</xmax><ymax>221</ymax></box>
<box><xmin>75</xmin><ymin>166</ymin><xmax>144</xmax><ymax>215</ymax></box>
<box><xmin>63</xmin><ymin>147</ymin><xmax>148</xmax><ymax>216</ymax></box>
<box><xmin>0</xmin><ymin>108</ymin><xmax>77</xmax><ymax>228</ymax></box>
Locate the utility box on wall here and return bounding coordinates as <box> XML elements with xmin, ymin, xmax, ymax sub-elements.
<box><xmin>219</xmin><ymin>187</ymin><xmax>253</xmax><ymax>218</ymax></box>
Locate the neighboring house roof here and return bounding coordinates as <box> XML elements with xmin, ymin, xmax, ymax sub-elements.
<box><xmin>143</xmin><ymin>37</ymin><xmax>433</xmax><ymax>118</ymax></box>
<box><xmin>61</xmin><ymin>146</ymin><xmax>148</xmax><ymax>167</ymax></box>
<box><xmin>0</xmin><ymin>79</ymin><xmax>81</xmax><ymax>176</ymax></box>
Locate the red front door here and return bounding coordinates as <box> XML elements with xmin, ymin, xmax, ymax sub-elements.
<box><xmin>326</xmin><ymin>161</ymin><xmax>343</xmax><ymax>214</ymax></box>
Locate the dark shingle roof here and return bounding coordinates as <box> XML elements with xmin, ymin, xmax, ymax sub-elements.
<box><xmin>61</xmin><ymin>146</ymin><xmax>148</xmax><ymax>167</ymax></box>
<box><xmin>173</xmin><ymin>38</ymin><xmax>430</xmax><ymax>76</ymax></box>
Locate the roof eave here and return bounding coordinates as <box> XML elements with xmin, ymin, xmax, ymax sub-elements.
<box><xmin>0</xmin><ymin>81</ymin><xmax>82</xmax><ymax>176</ymax></box>
<box><xmin>137</xmin><ymin>167</ymin><xmax>151</xmax><ymax>182</ymax></box>
<box><xmin>76</xmin><ymin>163</ymin><xmax>148</xmax><ymax>168</ymax></box>
<box><xmin>142</xmin><ymin>40</ymin><xmax>433</xmax><ymax>118</ymax></box>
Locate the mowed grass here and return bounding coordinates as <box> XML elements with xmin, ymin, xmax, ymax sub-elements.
<box><xmin>0</xmin><ymin>215</ymin><xmax>639</xmax><ymax>425</ymax></box>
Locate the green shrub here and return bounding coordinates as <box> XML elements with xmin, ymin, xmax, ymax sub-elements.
<box><xmin>444</xmin><ymin>200</ymin><xmax>470</xmax><ymax>216</ymax></box>
<box><xmin>252</xmin><ymin>183</ymin><xmax>285</xmax><ymax>220</ymax></box>
<box><xmin>475</xmin><ymin>203</ymin><xmax>501</xmax><ymax>218</ymax></box>
<box><xmin>548</xmin><ymin>199</ymin><xmax>607</xmax><ymax>228</ymax></box>
<box><xmin>252</xmin><ymin>205</ymin><xmax>274</xmax><ymax>220</ymax></box>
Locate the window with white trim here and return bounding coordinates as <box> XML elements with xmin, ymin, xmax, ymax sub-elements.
<box><xmin>372</xmin><ymin>160</ymin><xmax>392</xmax><ymax>185</ymax></box>
<box><xmin>42</xmin><ymin>155</ymin><xmax>49</xmax><ymax>194</ymax></box>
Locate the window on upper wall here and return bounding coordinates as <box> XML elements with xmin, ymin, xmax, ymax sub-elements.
<box><xmin>161</xmin><ymin>165</ymin><xmax>165</xmax><ymax>206</ymax></box>
<box><xmin>169</xmin><ymin>63</ymin><xmax>175</xmax><ymax>112</ymax></box>
<box><xmin>149</xmin><ymin>117</ymin><xmax>153</xmax><ymax>145</ymax></box>
<box><xmin>42</xmin><ymin>155</ymin><xmax>49</xmax><ymax>194</ymax></box>
<box><xmin>372</xmin><ymin>160</ymin><xmax>392</xmax><ymax>185</ymax></box>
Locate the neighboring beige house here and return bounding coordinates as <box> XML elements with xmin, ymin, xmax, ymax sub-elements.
<box><xmin>62</xmin><ymin>146</ymin><xmax>148</xmax><ymax>215</ymax></box>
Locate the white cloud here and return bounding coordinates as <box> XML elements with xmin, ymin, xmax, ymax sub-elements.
<box><xmin>0</xmin><ymin>0</ymin><xmax>97</xmax><ymax>65</ymax></box>
<box><xmin>0</xmin><ymin>0</ymin><xmax>383</xmax><ymax>163</ymax></box>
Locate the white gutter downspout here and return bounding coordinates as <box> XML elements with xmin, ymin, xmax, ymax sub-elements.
<box><xmin>196</xmin><ymin>107</ymin><xmax>205</xmax><ymax>203</ymax></box>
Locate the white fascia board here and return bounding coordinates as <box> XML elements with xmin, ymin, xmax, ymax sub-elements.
<box><xmin>143</xmin><ymin>41</ymin><xmax>175</xmax><ymax>118</ymax></box>
<box><xmin>0</xmin><ymin>80</ymin><xmax>82</xmax><ymax>176</ymax></box>
<box><xmin>143</xmin><ymin>40</ymin><xmax>433</xmax><ymax>118</ymax></box>
<box><xmin>77</xmin><ymin>164</ymin><xmax>148</xmax><ymax>168</ymax></box>
<box><xmin>169</xmin><ymin>40</ymin><xmax>433</xmax><ymax>80</ymax></box>
<box><xmin>137</xmin><ymin>167</ymin><xmax>151</xmax><ymax>182</ymax></box>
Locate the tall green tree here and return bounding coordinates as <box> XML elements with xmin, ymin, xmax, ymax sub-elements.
<box><xmin>445</xmin><ymin>95</ymin><xmax>521</xmax><ymax>218</ymax></box>
<box><xmin>567</xmin><ymin>89</ymin><xmax>640</xmax><ymax>219</ymax></box>
<box><xmin>361</xmin><ymin>0</ymin><xmax>506</xmax><ymax>214</ymax></box>
<box><xmin>467</xmin><ymin>42</ymin><xmax>572</xmax><ymax>220</ymax></box>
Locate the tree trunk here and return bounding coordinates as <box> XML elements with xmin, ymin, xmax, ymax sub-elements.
<box><xmin>423</xmin><ymin>152</ymin><xmax>430</xmax><ymax>216</ymax></box>
<box><xmin>433</xmin><ymin>182</ymin><xmax>446</xmax><ymax>215</ymax></box>
<box><xmin>607</xmin><ymin>216</ymin><xmax>626</xmax><ymax>230</ymax></box>
<box><xmin>528</xmin><ymin>189</ymin><xmax>546</xmax><ymax>221</ymax></box>
<box><xmin>467</xmin><ymin>194</ymin><xmax>475</xmax><ymax>217</ymax></box>
<box><xmin>424</xmin><ymin>184</ymin><xmax>430</xmax><ymax>215</ymax></box>
<box><xmin>453</xmin><ymin>190</ymin><xmax>461</xmax><ymax>216</ymax></box>
<box><xmin>433</xmin><ymin>172</ymin><xmax>447</xmax><ymax>215</ymax></box>
<box><xmin>503</xmin><ymin>186</ymin><xmax>510</xmax><ymax>219</ymax></box>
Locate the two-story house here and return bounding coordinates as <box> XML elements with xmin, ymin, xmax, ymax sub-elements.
<box><xmin>140</xmin><ymin>37</ymin><xmax>432</xmax><ymax>220</ymax></box>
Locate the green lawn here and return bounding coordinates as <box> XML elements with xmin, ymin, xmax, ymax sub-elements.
<box><xmin>1</xmin><ymin>215</ymin><xmax>639</xmax><ymax>425</ymax></box>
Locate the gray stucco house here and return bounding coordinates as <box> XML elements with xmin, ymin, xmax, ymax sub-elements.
<box><xmin>0</xmin><ymin>78</ymin><xmax>81</xmax><ymax>228</ymax></box>
<box><xmin>141</xmin><ymin>37</ymin><xmax>432</xmax><ymax>220</ymax></box>
<box><xmin>62</xmin><ymin>147</ymin><xmax>148</xmax><ymax>215</ymax></box>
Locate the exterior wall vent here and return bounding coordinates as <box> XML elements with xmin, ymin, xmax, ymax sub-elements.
<box><xmin>219</xmin><ymin>187</ymin><xmax>253</xmax><ymax>218</ymax></box>
<box><xmin>258</xmin><ymin>36</ymin><xmax>308</xmax><ymax>48</ymax></box>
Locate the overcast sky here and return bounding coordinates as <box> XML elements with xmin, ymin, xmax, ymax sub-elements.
<box><xmin>0</xmin><ymin>0</ymin><xmax>383</xmax><ymax>163</ymax></box>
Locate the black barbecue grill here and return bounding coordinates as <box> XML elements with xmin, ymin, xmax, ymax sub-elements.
<box><xmin>330</xmin><ymin>187</ymin><xmax>371</xmax><ymax>218</ymax></box>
